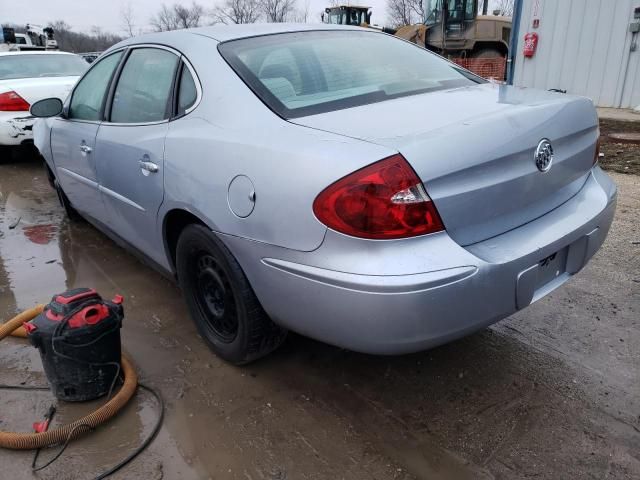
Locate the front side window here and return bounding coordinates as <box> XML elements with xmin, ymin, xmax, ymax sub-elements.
<box><xmin>465</xmin><ymin>0</ymin><xmax>476</xmax><ymax>20</ymax></box>
<box><xmin>110</xmin><ymin>48</ymin><xmax>179</xmax><ymax>124</ymax></box>
<box><xmin>219</xmin><ymin>31</ymin><xmax>482</xmax><ymax>119</ymax></box>
<box><xmin>326</xmin><ymin>12</ymin><xmax>344</xmax><ymax>24</ymax></box>
<box><xmin>425</xmin><ymin>0</ymin><xmax>441</xmax><ymax>24</ymax></box>
<box><xmin>69</xmin><ymin>51</ymin><xmax>123</xmax><ymax>121</ymax></box>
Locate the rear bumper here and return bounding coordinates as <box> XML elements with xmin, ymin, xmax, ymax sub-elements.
<box><xmin>0</xmin><ymin>112</ymin><xmax>35</xmax><ymax>146</ymax></box>
<box><xmin>223</xmin><ymin>167</ymin><xmax>617</xmax><ymax>354</ymax></box>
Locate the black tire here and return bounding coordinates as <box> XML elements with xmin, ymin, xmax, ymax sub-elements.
<box><xmin>54</xmin><ymin>178</ymin><xmax>83</xmax><ymax>221</ymax></box>
<box><xmin>176</xmin><ymin>224</ymin><xmax>286</xmax><ymax>365</ymax></box>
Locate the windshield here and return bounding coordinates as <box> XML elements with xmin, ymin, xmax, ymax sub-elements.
<box><xmin>425</xmin><ymin>0</ymin><xmax>476</xmax><ymax>24</ymax></box>
<box><xmin>326</xmin><ymin>12</ymin><xmax>346</xmax><ymax>24</ymax></box>
<box><xmin>425</xmin><ymin>0</ymin><xmax>441</xmax><ymax>24</ymax></box>
<box><xmin>325</xmin><ymin>9</ymin><xmax>366</xmax><ymax>25</ymax></box>
<box><xmin>0</xmin><ymin>54</ymin><xmax>87</xmax><ymax>80</ymax></box>
<box><xmin>219</xmin><ymin>30</ymin><xmax>481</xmax><ymax>119</ymax></box>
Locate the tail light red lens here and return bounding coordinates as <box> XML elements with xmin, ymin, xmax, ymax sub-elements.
<box><xmin>313</xmin><ymin>154</ymin><xmax>444</xmax><ymax>240</ymax></box>
<box><xmin>0</xmin><ymin>91</ymin><xmax>30</xmax><ymax>111</ymax></box>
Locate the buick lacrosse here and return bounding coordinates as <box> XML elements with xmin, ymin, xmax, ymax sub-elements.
<box><xmin>32</xmin><ymin>24</ymin><xmax>617</xmax><ymax>364</ymax></box>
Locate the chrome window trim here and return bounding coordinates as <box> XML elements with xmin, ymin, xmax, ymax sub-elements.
<box><xmin>64</xmin><ymin>43</ymin><xmax>203</xmax><ymax>127</ymax></box>
<box><xmin>104</xmin><ymin>44</ymin><xmax>182</xmax><ymax>127</ymax></box>
<box><xmin>65</xmin><ymin>48</ymin><xmax>127</xmax><ymax>124</ymax></box>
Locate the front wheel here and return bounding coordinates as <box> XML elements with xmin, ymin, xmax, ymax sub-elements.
<box><xmin>176</xmin><ymin>224</ymin><xmax>286</xmax><ymax>365</ymax></box>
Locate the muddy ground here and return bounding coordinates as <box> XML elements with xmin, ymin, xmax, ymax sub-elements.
<box><xmin>0</xmin><ymin>153</ymin><xmax>638</xmax><ymax>480</ymax></box>
<box><xmin>599</xmin><ymin>119</ymin><xmax>640</xmax><ymax>175</ymax></box>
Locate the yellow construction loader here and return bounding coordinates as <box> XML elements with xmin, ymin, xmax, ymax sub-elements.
<box><xmin>322</xmin><ymin>0</ymin><xmax>511</xmax><ymax>59</ymax></box>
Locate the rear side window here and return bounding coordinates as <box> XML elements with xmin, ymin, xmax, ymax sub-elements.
<box><xmin>177</xmin><ymin>64</ymin><xmax>198</xmax><ymax>116</ymax></box>
<box><xmin>110</xmin><ymin>48</ymin><xmax>179</xmax><ymax>124</ymax></box>
<box><xmin>69</xmin><ymin>51</ymin><xmax>123</xmax><ymax>121</ymax></box>
<box><xmin>219</xmin><ymin>30</ymin><xmax>482</xmax><ymax>118</ymax></box>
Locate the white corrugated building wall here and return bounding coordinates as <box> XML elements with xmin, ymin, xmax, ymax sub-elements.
<box><xmin>513</xmin><ymin>0</ymin><xmax>640</xmax><ymax>109</ymax></box>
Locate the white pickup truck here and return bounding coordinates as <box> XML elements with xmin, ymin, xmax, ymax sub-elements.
<box><xmin>1</xmin><ymin>25</ymin><xmax>58</xmax><ymax>52</ymax></box>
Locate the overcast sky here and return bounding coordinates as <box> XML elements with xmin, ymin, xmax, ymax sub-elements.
<box><xmin>1</xmin><ymin>0</ymin><xmax>504</xmax><ymax>35</ymax></box>
<box><xmin>1</xmin><ymin>0</ymin><xmax>381</xmax><ymax>34</ymax></box>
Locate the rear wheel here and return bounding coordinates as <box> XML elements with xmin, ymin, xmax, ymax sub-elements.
<box><xmin>176</xmin><ymin>224</ymin><xmax>286</xmax><ymax>364</ymax></box>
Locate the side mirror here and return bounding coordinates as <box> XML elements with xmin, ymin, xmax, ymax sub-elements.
<box><xmin>30</xmin><ymin>97</ymin><xmax>63</xmax><ymax>118</ymax></box>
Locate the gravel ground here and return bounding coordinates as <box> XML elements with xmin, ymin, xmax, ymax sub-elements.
<box><xmin>0</xmin><ymin>154</ymin><xmax>638</xmax><ymax>480</ymax></box>
<box><xmin>599</xmin><ymin>119</ymin><xmax>640</xmax><ymax>175</ymax></box>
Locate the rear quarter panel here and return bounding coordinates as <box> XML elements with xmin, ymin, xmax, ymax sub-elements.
<box><xmin>161</xmin><ymin>37</ymin><xmax>395</xmax><ymax>252</ymax></box>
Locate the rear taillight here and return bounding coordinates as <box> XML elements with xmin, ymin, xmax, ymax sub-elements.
<box><xmin>313</xmin><ymin>154</ymin><xmax>444</xmax><ymax>240</ymax></box>
<box><xmin>0</xmin><ymin>91</ymin><xmax>30</xmax><ymax>111</ymax></box>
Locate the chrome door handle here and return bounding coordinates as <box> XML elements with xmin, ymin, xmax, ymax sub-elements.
<box><xmin>139</xmin><ymin>160</ymin><xmax>159</xmax><ymax>173</ymax></box>
<box><xmin>79</xmin><ymin>144</ymin><xmax>92</xmax><ymax>154</ymax></box>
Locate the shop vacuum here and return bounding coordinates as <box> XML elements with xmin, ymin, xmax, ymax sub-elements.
<box><xmin>25</xmin><ymin>288</ymin><xmax>124</xmax><ymax>402</ymax></box>
<box><xmin>0</xmin><ymin>288</ymin><xmax>165</xmax><ymax>478</ymax></box>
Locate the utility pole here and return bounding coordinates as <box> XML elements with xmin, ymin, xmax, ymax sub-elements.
<box><xmin>482</xmin><ymin>0</ymin><xmax>488</xmax><ymax>15</ymax></box>
<box><xmin>506</xmin><ymin>0</ymin><xmax>524</xmax><ymax>84</ymax></box>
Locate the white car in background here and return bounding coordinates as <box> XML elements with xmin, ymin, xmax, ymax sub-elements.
<box><xmin>0</xmin><ymin>51</ymin><xmax>86</xmax><ymax>147</ymax></box>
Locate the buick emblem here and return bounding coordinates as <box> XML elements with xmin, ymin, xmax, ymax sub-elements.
<box><xmin>535</xmin><ymin>139</ymin><xmax>554</xmax><ymax>172</ymax></box>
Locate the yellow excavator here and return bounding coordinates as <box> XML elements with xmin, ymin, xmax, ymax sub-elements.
<box><xmin>322</xmin><ymin>0</ymin><xmax>511</xmax><ymax>59</ymax></box>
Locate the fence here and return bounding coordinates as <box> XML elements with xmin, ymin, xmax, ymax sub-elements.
<box><xmin>451</xmin><ymin>57</ymin><xmax>507</xmax><ymax>81</ymax></box>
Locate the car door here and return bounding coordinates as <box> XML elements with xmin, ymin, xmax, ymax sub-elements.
<box><xmin>93</xmin><ymin>47</ymin><xmax>180</xmax><ymax>264</ymax></box>
<box><xmin>50</xmin><ymin>51</ymin><xmax>124</xmax><ymax>220</ymax></box>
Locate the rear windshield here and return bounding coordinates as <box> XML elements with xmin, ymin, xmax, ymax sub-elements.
<box><xmin>0</xmin><ymin>54</ymin><xmax>87</xmax><ymax>80</ymax></box>
<box><xmin>219</xmin><ymin>30</ymin><xmax>483</xmax><ymax>118</ymax></box>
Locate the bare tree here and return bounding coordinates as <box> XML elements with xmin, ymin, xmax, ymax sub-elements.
<box><xmin>212</xmin><ymin>0</ymin><xmax>261</xmax><ymax>24</ymax></box>
<box><xmin>261</xmin><ymin>0</ymin><xmax>297</xmax><ymax>22</ymax></box>
<box><xmin>494</xmin><ymin>0</ymin><xmax>514</xmax><ymax>16</ymax></box>
<box><xmin>120</xmin><ymin>2</ymin><xmax>136</xmax><ymax>37</ymax></box>
<box><xmin>292</xmin><ymin>0</ymin><xmax>310</xmax><ymax>23</ymax></box>
<box><xmin>46</xmin><ymin>20</ymin><xmax>124</xmax><ymax>52</ymax></box>
<box><xmin>151</xmin><ymin>4</ymin><xmax>179</xmax><ymax>31</ymax></box>
<box><xmin>174</xmin><ymin>2</ymin><xmax>205</xmax><ymax>28</ymax></box>
<box><xmin>481</xmin><ymin>0</ymin><xmax>489</xmax><ymax>15</ymax></box>
<box><xmin>151</xmin><ymin>2</ymin><xmax>205</xmax><ymax>32</ymax></box>
<box><xmin>387</xmin><ymin>0</ymin><xmax>422</xmax><ymax>27</ymax></box>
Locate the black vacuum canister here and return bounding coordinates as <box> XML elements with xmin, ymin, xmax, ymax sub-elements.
<box><xmin>26</xmin><ymin>288</ymin><xmax>124</xmax><ymax>402</ymax></box>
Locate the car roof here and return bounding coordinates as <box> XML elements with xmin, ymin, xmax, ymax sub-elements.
<box><xmin>0</xmin><ymin>51</ymin><xmax>79</xmax><ymax>57</ymax></box>
<box><xmin>118</xmin><ymin>23</ymin><xmax>364</xmax><ymax>46</ymax></box>
<box><xmin>189</xmin><ymin>23</ymin><xmax>363</xmax><ymax>41</ymax></box>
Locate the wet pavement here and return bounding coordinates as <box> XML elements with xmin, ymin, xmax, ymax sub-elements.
<box><xmin>0</xmin><ymin>155</ymin><xmax>639</xmax><ymax>480</ymax></box>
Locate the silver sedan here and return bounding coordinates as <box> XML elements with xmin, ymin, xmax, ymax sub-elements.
<box><xmin>32</xmin><ymin>24</ymin><xmax>617</xmax><ymax>364</ymax></box>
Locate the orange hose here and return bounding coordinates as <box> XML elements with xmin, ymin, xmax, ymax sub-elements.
<box><xmin>0</xmin><ymin>305</ymin><xmax>44</xmax><ymax>339</ymax></box>
<box><xmin>0</xmin><ymin>305</ymin><xmax>138</xmax><ymax>450</ymax></box>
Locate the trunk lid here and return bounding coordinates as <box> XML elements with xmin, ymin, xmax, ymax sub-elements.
<box><xmin>292</xmin><ymin>84</ymin><xmax>599</xmax><ymax>246</ymax></box>
<box><xmin>0</xmin><ymin>76</ymin><xmax>78</xmax><ymax>105</ymax></box>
